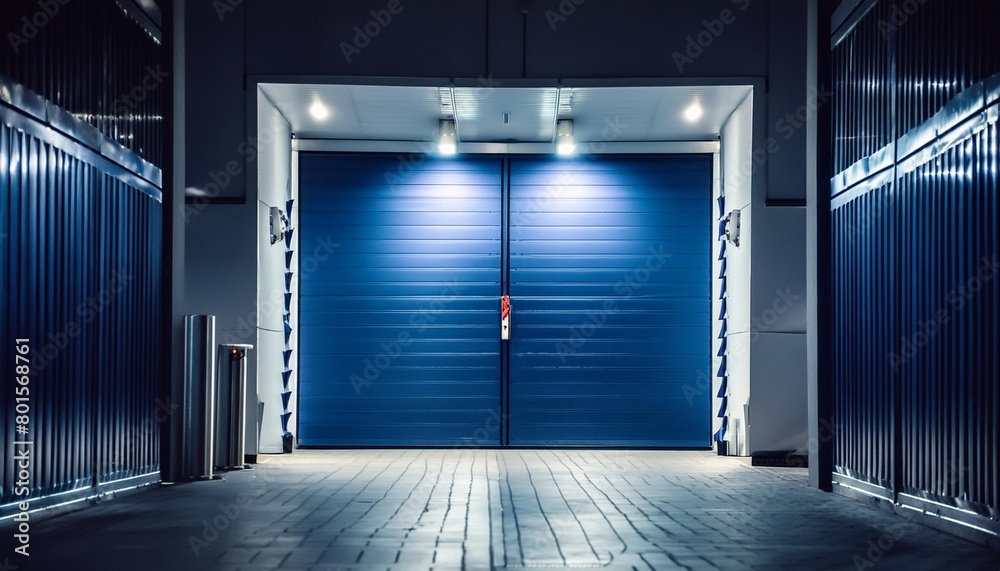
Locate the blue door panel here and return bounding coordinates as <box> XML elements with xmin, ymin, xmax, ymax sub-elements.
<box><xmin>301</xmin><ymin>283</ymin><xmax>499</xmax><ymax>297</ymax></box>
<box><xmin>303</xmin><ymin>424</ymin><xmax>500</xmax><ymax>446</ymax></box>
<box><xmin>512</xmin><ymin>353</ymin><xmax>707</xmax><ymax>369</ymax></box>
<box><xmin>513</xmin><ymin>297</ymin><xmax>711</xmax><ymax>311</ymax></box>
<box><xmin>513</xmin><ymin>253</ymin><xmax>707</xmax><ymax>269</ymax></box>
<box><xmin>306</xmin><ymin>253</ymin><xmax>502</xmax><ymax>269</ymax></box>
<box><xmin>300</xmin><ymin>384</ymin><xmax>497</xmax><ymax>399</ymax></box>
<box><xmin>513</xmin><ymin>378</ymin><xmax>702</xmax><ymax>396</ymax></box>
<box><xmin>511</xmin><ymin>283</ymin><xmax>708</xmax><ymax>298</ymax></box>
<box><xmin>511</xmin><ymin>212</ymin><xmax>709</xmax><ymax>227</ymax></box>
<box><xmin>301</xmin><ymin>339</ymin><xmax>499</xmax><ymax>355</ymax></box>
<box><xmin>316</xmin><ymin>268</ymin><xmax>500</xmax><ymax>283</ymax></box>
<box><xmin>302</xmin><ymin>238</ymin><xmax>499</xmax><ymax>255</ymax></box>
<box><xmin>515</xmin><ymin>409</ymin><xmax>708</xmax><ymax>425</ymax></box>
<box><xmin>303</xmin><ymin>325</ymin><xmax>497</xmax><ymax>340</ymax></box>
<box><xmin>512</xmin><ymin>239</ymin><xmax>710</xmax><ymax>256</ymax></box>
<box><xmin>300</xmin><ymin>410</ymin><xmax>501</xmax><ymax>425</ymax></box>
<box><xmin>305</xmin><ymin>225</ymin><xmax>500</xmax><ymax>241</ymax></box>
<box><xmin>300</xmin><ymin>313</ymin><xmax>496</xmax><ymax>327</ymax></box>
<box><xmin>304</xmin><ymin>211</ymin><xmax>498</xmax><ymax>227</ymax></box>
<box><xmin>508</xmin><ymin>155</ymin><xmax>712</xmax><ymax>447</ymax></box>
<box><xmin>301</xmin><ymin>296</ymin><xmax>499</xmax><ymax>312</ymax></box>
<box><xmin>297</xmin><ymin>154</ymin><xmax>502</xmax><ymax>446</ymax></box>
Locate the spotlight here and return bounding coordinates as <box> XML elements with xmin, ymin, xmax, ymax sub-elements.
<box><xmin>556</xmin><ymin>119</ymin><xmax>576</xmax><ymax>156</ymax></box>
<box><xmin>683</xmin><ymin>102</ymin><xmax>703</xmax><ymax>122</ymax></box>
<box><xmin>438</xmin><ymin>119</ymin><xmax>457</xmax><ymax>155</ymax></box>
<box><xmin>308</xmin><ymin>99</ymin><xmax>330</xmax><ymax>121</ymax></box>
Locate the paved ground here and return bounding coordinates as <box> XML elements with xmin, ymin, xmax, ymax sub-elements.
<box><xmin>10</xmin><ymin>449</ymin><xmax>1000</xmax><ymax>570</ymax></box>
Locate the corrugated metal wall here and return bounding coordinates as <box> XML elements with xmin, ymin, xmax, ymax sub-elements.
<box><xmin>0</xmin><ymin>0</ymin><xmax>164</xmax><ymax>165</ymax></box>
<box><xmin>895</xmin><ymin>1</ymin><xmax>1000</xmax><ymax>138</ymax></box>
<box><xmin>0</xmin><ymin>114</ymin><xmax>162</xmax><ymax>510</ymax></box>
<box><xmin>831</xmin><ymin>0</ymin><xmax>999</xmax><ymax>535</ymax></box>
<box><xmin>832</xmin><ymin>181</ymin><xmax>895</xmax><ymax>491</ymax></box>
<box><xmin>895</xmin><ymin>124</ymin><xmax>999</xmax><ymax>518</ymax></box>
<box><xmin>832</xmin><ymin>1</ymin><xmax>893</xmax><ymax>175</ymax></box>
<box><xmin>0</xmin><ymin>0</ymin><xmax>163</xmax><ymax>513</ymax></box>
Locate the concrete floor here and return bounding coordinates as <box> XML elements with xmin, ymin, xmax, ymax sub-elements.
<box><xmin>16</xmin><ymin>449</ymin><xmax>1000</xmax><ymax>570</ymax></box>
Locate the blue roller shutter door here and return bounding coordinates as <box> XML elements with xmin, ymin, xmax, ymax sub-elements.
<box><xmin>297</xmin><ymin>154</ymin><xmax>711</xmax><ymax>447</ymax></box>
<box><xmin>507</xmin><ymin>156</ymin><xmax>712</xmax><ymax>446</ymax></box>
<box><xmin>298</xmin><ymin>154</ymin><xmax>503</xmax><ymax>446</ymax></box>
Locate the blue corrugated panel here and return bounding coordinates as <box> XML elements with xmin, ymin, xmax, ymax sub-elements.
<box><xmin>1</xmin><ymin>1</ymin><xmax>165</xmax><ymax>165</ymax></box>
<box><xmin>1</xmin><ymin>118</ymin><xmax>161</xmax><ymax>508</ymax></box>
<box><xmin>507</xmin><ymin>156</ymin><xmax>712</xmax><ymax>447</ymax></box>
<box><xmin>896</xmin><ymin>0</ymin><xmax>1000</xmax><ymax>141</ymax></box>
<box><xmin>895</xmin><ymin>126</ymin><xmax>998</xmax><ymax>517</ymax></box>
<box><xmin>832</xmin><ymin>181</ymin><xmax>896</xmax><ymax>489</ymax></box>
<box><xmin>832</xmin><ymin>0</ymin><xmax>893</xmax><ymax>175</ymax></box>
<box><xmin>832</xmin><ymin>0</ymin><xmax>1000</xmax><ymax>528</ymax></box>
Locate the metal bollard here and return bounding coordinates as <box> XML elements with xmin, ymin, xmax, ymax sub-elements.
<box><xmin>216</xmin><ymin>344</ymin><xmax>253</xmax><ymax>470</ymax></box>
<box><xmin>182</xmin><ymin>315</ymin><xmax>218</xmax><ymax>480</ymax></box>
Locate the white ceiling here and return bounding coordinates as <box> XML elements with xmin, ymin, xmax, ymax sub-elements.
<box><xmin>259</xmin><ymin>83</ymin><xmax>751</xmax><ymax>144</ymax></box>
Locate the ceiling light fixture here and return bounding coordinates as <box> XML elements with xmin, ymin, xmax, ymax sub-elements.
<box><xmin>683</xmin><ymin>102</ymin><xmax>704</xmax><ymax>122</ymax></box>
<box><xmin>556</xmin><ymin>119</ymin><xmax>576</xmax><ymax>156</ymax></box>
<box><xmin>438</xmin><ymin>119</ymin><xmax>457</xmax><ymax>155</ymax></box>
<box><xmin>557</xmin><ymin>88</ymin><xmax>574</xmax><ymax>116</ymax></box>
<box><xmin>309</xmin><ymin>99</ymin><xmax>330</xmax><ymax>121</ymax></box>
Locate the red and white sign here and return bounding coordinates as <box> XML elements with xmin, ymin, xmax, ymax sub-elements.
<box><xmin>501</xmin><ymin>295</ymin><xmax>511</xmax><ymax>341</ymax></box>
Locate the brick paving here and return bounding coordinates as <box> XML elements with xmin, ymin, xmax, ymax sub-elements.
<box><xmin>19</xmin><ymin>449</ymin><xmax>1000</xmax><ymax>570</ymax></box>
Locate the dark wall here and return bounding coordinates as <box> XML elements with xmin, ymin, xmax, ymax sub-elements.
<box><xmin>187</xmin><ymin>0</ymin><xmax>810</xmax><ymax>201</ymax></box>
<box><xmin>244</xmin><ymin>0</ymin><xmax>770</xmax><ymax>79</ymax></box>
<box><xmin>181</xmin><ymin>1</ymin><xmax>813</xmax><ymax>406</ymax></box>
<box><xmin>831</xmin><ymin>0</ymin><xmax>1000</xmax><ymax>539</ymax></box>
